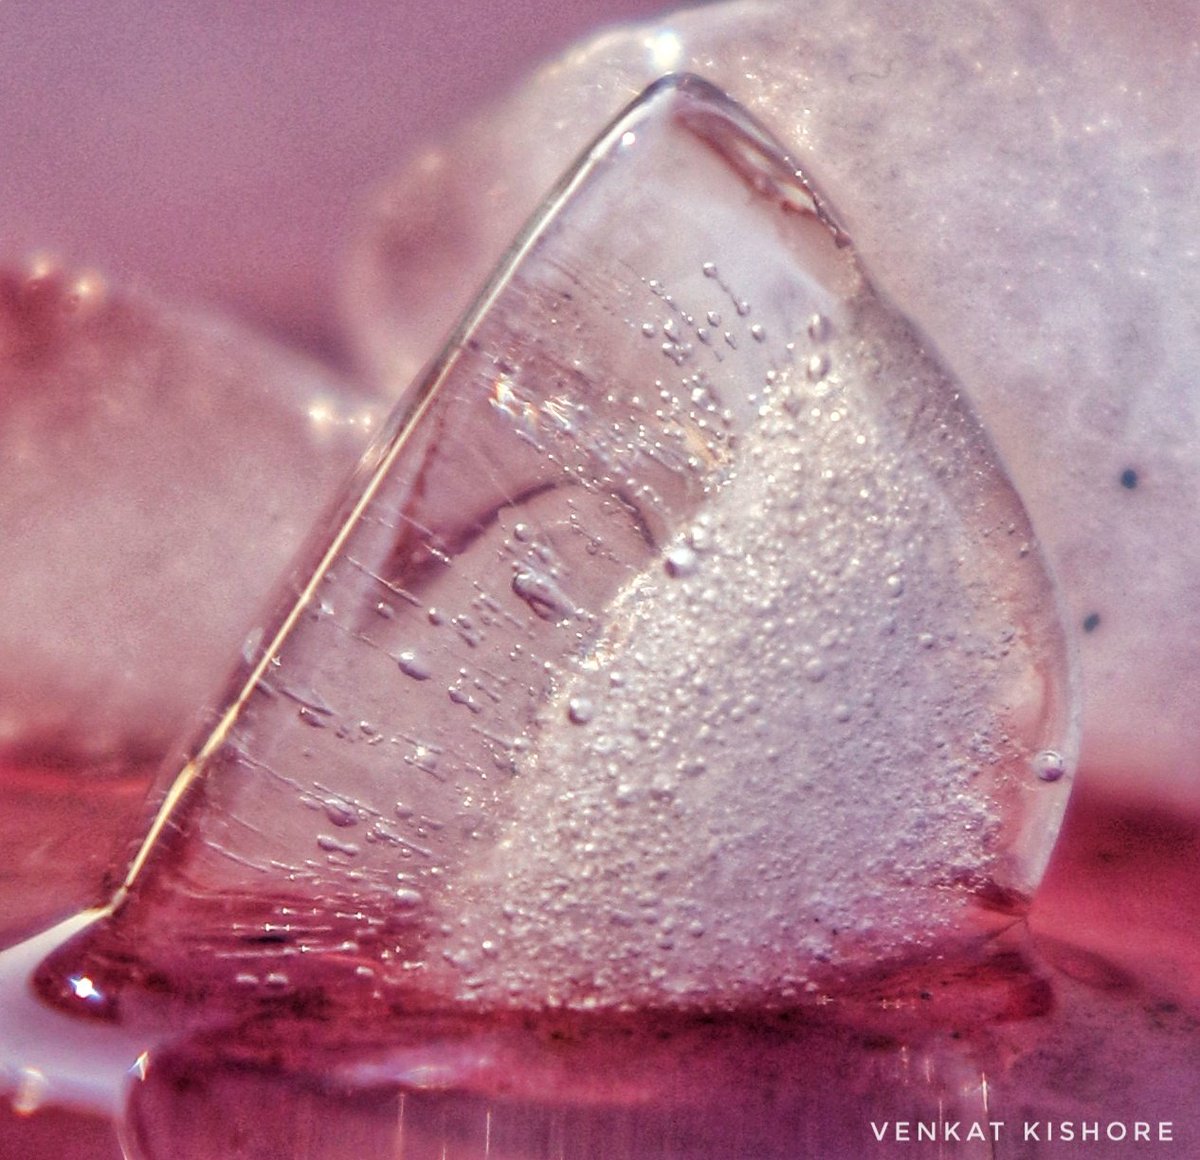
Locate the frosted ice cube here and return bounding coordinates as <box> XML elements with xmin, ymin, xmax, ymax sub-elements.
<box><xmin>348</xmin><ymin>0</ymin><xmax>1200</xmax><ymax>819</ymax></box>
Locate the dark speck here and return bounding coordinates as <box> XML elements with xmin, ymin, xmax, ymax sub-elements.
<box><xmin>1083</xmin><ymin>612</ymin><xmax>1101</xmax><ymax>633</ymax></box>
<box><xmin>243</xmin><ymin>932</ymin><xmax>288</xmax><ymax>945</ymax></box>
<box><xmin>1120</xmin><ymin>468</ymin><xmax>1139</xmax><ymax>490</ymax></box>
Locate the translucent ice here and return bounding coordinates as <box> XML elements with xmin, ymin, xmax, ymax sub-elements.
<box><xmin>39</xmin><ymin>75</ymin><xmax>1074</xmax><ymax>1025</ymax></box>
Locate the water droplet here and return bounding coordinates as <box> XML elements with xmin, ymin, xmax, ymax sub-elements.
<box><xmin>567</xmin><ymin>696</ymin><xmax>595</xmax><ymax>725</ymax></box>
<box><xmin>394</xmin><ymin>887</ymin><xmax>424</xmax><ymax>908</ymax></box>
<box><xmin>397</xmin><ymin>649</ymin><xmax>432</xmax><ymax>681</ymax></box>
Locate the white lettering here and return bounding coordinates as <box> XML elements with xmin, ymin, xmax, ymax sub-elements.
<box><xmin>873</xmin><ymin>1116</ymin><xmax>1170</xmax><ymax>1145</ymax></box>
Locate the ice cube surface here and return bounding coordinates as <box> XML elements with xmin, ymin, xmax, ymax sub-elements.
<box><xmin>40</xmin><ymin>76</ymin><xmax>1074</xmax><ymax>1025</ymax></box>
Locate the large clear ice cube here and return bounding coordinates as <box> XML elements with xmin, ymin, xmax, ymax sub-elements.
<box><xmin>39</xmin><ymin>75</ymin><xmax>1074</xmax><ymax>1027</ymax></box>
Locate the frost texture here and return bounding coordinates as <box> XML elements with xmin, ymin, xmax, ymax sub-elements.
<box><xmin>42</xmin><ymin>76</ymin><xmax>1073</xmax><ymax>1021</ymax></box>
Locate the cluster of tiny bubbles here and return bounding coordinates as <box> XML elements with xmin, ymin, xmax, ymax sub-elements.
<box><xmin>412</xmin><ymin>241</ymin><xmax>1070</xmax><ymax>1010</ymax></box>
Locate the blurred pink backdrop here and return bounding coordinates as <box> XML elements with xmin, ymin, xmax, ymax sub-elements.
<box><xmin>0</xmin><ymin>0</ymin><xmax>676</xmax><ymax>360</ymax></box>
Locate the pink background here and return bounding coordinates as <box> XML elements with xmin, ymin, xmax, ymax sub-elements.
<box><xmin>0</xmin><ymin>0</ymin><xmax>677</xmax><ymax>359</ymax></box>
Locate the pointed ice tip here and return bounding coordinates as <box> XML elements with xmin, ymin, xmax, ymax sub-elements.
<box><xmin>624</xmin><ymin>71</ymin><xmax>852</xmax><ymax>248</ymax></box>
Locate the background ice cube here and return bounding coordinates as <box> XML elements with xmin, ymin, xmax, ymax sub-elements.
<box><xmin>0</xmin><ymin>263</ymin><xmax>370</xmax><ymax>942</ymax></box>
<box><xmin>346</xmin><ymin>0</ymin><xmax>1200</xmax><ymax>823</ymax></box>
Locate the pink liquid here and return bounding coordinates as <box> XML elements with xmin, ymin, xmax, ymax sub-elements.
<box><xmin>0</xmin><ymin>765</ymin><xmax>1197</xmax><ymax>1157</ymax></box>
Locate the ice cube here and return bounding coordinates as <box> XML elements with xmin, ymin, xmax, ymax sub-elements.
<box><xmin>37</xmin><ymin>74</ymin><xmax>1073</xmax><ymax>1027</ymax></box>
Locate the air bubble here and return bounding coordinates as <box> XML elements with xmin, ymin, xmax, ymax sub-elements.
<box><xmin>323</xmin><ymin>799</ymin><xmax>358</xmax><ymax>827</ymax></box>
<box><xmin>512</xmin><ymin>566</ymin><xmax>576</xmax><ymax>620</ymax></box>
<box><xmin>316</xmin><ymin>835</ymin><xmax>360</xmax><ymax>857</ymax></box>
<box><xmin>664</xmin><ymin>545</ymin><xmax>699</xmax><ymax>578</ymax></box>
<box><xmin>11</xmin><ymin>1067</ymin><xmax>47</xmax><ymax>1116</ymax></box>
<box><xmin>1032</xmin><ymin>750</ymin><xmax>1068</xmax><ymax>782</ymax></box>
